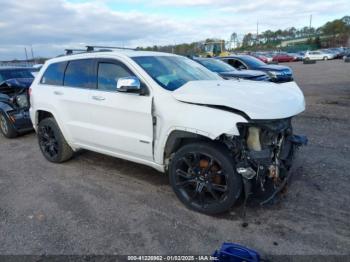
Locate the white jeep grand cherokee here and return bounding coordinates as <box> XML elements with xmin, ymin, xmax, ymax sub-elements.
<box><xmin>30</xmin><ymin>48</ymin><xmax>307</xmax><ymax>214</ymax></box>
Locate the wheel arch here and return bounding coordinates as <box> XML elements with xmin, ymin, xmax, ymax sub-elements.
<box><xmin>36</xmin><ymin>110</ymin><xmax>54</xmax><ymax>124</ymax></box>
<box><xmin>32</xmin><ymin>108</ymin><xmax>75</xmax><ymax>148</ymax></box>
<box><xmin>32</xmin><ymin>109</ymin><xmax>55</xmax><ymax>129</ymax></box>
<box><xmin>161</xmin><ymin>129</ymin><xmax>234</xmax><ymax>170</ymax></box>
<box><xmin>164</xmin><ymin>130</ymin><xmax>211</xmax><ymax>160</ymax></box>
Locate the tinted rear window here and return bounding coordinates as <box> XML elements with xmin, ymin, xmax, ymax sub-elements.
<box><xmin>64</xmin><ymin>59</ymin><xmax>95</xmax><ymax>88</ymax></box>
<box><xmin>41</xmin><ymin>62</ymin><xmax>67</xmax><ymax>85</ymax></box>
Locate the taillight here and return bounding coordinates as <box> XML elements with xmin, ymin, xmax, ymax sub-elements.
<box><xmin>28</xmin><ymin>87</ymin><xmax>32</xmax><ymax>96</ymax></box>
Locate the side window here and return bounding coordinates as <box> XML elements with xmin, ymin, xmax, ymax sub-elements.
<box><xmin>226</xmin><ymin>59</ymin><xmax>236</xmax><ymax>68</ymax></box>
<box><xmin>226</xmin><ymin>59</ymin><xmax>244</xmax><ymax>69</ymax></box>
<box><xmin>235</xmin><ymin>60</ymin><xmax>246</xmax><ymax>69</ymax></box>
<box><xmin>97</xmin><ymin>62</ymin><xmax>134</xmax><ymax>91</ymax></box>
<box><xmin>64</xmin><ymin>59</ymin><xmax>95</xmax><ymax>88</ymax></box>
<box><xmin>40</xmin><ymin>62</ymin><xmax>67</xmax><ymax>85</ymax></box>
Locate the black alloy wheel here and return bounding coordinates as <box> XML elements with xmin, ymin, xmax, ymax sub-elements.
<box><xmin>38</xmin><ymin>124</ymin><xmax>59</xmax><ymax>160</ymax></box>
<box><xmin>169</xmin><ymin>142</ymin><xmax>242</xmax><ymax>215</ymax></box>
<box><xmin>37</xmin><ymin>117</ymin><xmax>73</xmax><ymax>163</ymax></box>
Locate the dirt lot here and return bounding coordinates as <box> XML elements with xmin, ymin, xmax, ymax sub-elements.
<box><xmin>0</xmin><ymin>59</ymin><xmax>349</xmax><ymax>257</ymax></box>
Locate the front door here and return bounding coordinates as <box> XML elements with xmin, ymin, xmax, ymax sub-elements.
<box><xmin>87</xmin><ymin>59</ymin><xmax>154</xmax><ymax>161</ymax></box>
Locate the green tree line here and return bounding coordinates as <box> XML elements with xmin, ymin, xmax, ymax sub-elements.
<box><xmin>138</xmin><ymin>16</ymin><xmax>350</xmax><ymax>55</ymax></box>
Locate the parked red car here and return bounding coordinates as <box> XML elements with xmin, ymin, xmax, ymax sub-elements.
<box><xmin>255</xmin><ymin>55</ymin><xmax>269</xmax><ymax>63</ymax></box>
<box><xmin>272</xmin><ymin>53</ymin><xmax>295</xmax><ymax>62</ymax></box>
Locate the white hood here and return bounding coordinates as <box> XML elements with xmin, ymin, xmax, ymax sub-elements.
<box><xmin>172</xmin><ymin>80</ymin><xmax>305</xmax><ymax>120</ymax></box>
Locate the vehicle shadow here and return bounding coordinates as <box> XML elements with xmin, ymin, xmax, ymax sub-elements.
<box><xmin>73</xmin><ymin>149</ymin><xmax>169</xmax><ymax>187</ymax></box>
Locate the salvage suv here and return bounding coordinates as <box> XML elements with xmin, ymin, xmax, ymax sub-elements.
<box><xmin>30</xmin><ymin>48</ymin><xmax>307</xmax><ymax>214</ymax></box>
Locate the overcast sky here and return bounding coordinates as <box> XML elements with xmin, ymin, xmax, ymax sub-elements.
<box><xmin>0</xmin><ymin>0</ymin><xmax>348</xmax><ymax>60</ymax></box>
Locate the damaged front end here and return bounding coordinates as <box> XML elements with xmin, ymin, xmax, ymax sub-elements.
<box><xmin>224</xmin><ymin>118</ymin><xmax>307</xmax><ymax>205</ymax></box>
<box><xmin>0</xmin><ymin>78</ymin><xmax>33</xmax><ymax>133</ymax></box>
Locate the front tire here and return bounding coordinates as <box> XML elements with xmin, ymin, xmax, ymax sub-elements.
<box><xmin>323</xmin><ymin>56</ymin><xmax>328</xmax><ymax>60</ymax></box>
<box><xmin>37</xmin><ymin>117</ymin><xmax>73</xmax><ymax>163</ymax></box>
<box><xmin>169</xmin><ymin>142</ymin><xmax>242</xmax><ymax>215</ymax></box>
<box><xmin>0</xmin><ymin>112</ymin><xmax>18</xmax><ymax>138</ymax></box>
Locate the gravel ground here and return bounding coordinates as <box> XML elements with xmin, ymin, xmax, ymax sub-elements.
<box><xmin>0</xmin><ymin>59</ymin><xmax>349</xmax><ymax>257</ymax></box>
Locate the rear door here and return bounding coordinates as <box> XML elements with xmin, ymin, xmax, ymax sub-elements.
<box><xmin>58</xmin><ymin>58</ymin><xmax>96</xmax><ymax>145</ymax></box>
<box><xmin>87</xmin><ymin>58</ymin><xmax>154</xmax><ymax>161</ymax></box>
<box><xmin>313</xmin><ymin>51</ymin><xmax>322</xmax><ymax>60</ymax></box>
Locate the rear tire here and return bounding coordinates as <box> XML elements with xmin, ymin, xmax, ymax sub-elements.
<box><xmin>169</xmin><ymin>142</ymin><xmax>242</xmax><ymax>215</ymax></box>
<box><xmin>37</xmin><ymin>117</ymin><xmax>73</xmax><ymax>163</ymax></box>
<box><xmin>323</xmin><ymin>56</ymin><xmax>328</xmax><ymax>60</ymax></box>
<box><xmin>0</xmin><ymin>112</ymin><xmax>18</xmax><ymax>138</ymax></box>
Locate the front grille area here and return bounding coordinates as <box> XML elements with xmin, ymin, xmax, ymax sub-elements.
<box><xmin>236</xmin><ymin>118</ymin><xmax>293</xmax><ymax>178</ymax></box>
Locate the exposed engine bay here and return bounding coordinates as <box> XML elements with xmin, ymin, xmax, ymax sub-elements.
<box><xmin>0</xmin><ymin>78</ymin><xmax>31</xmax><ymax>108</ymax></box>
<box><xmin>223</xmin><ymin>118</ymin><xmax>308</xmax><ymax>204</ymax></box>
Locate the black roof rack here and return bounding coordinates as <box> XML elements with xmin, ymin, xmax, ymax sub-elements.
<box><xmin>86</xmin><ymin>45</ymin><xmax>136</xmax><ymax>52</ymax></box>
<box><xmin>63</xmin><ymin>46</ymin><xmax>136</xmax><ymax>56</ymax></box>
<box><xmin>65</xmin><ymin>49</ymin><xmax>87</xmax><ymax>55</ymax></box>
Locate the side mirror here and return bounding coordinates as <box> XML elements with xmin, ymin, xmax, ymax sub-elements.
<box><xmin>116</xmin><ymin>76</ymin><xmax>141</xmax><ymax>93</ymax></box>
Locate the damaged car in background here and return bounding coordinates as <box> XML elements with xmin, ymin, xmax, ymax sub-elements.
<box><xmin>30</xmin><ymin>49</ymin><xmax>307</xmax><ymax>215</ymax></box>
<box><xmin>0</xmin><ymin>68</ymin><xmax>34</xmax><ymax>138</ymax></box>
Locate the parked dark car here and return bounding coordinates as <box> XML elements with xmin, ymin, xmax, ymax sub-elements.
<box><xmin>0</xmin><ymin>68</ymin><xmax>34</xmax><ymax>138</ymax></box>
<box><xmin>219</xmin><ymin>55</ymin><xmax>294</xmax><ymax>82</ymax></box>
<box><xmin>325</xmin><ymin>48</ymin><xmax>346</xmax><ymax>59</ymax></box>
<box><xmin>193</xmin><ymin>57</ymin><xmax>271</xmax><ymax>81</ymax></box>
<box><xmin>344</xmin><ymin>52</ymin><xmax>350</xmax><ymax>62</ymax></box>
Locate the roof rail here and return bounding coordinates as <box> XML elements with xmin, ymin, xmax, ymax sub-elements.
<box><xmin>86</xmin><ymin>45</ymin><xmax>136</xmax><ymax>52</ymax></box>
<box><xmin>65</xmin><ymin>49</ymin><xmax>87</xmax><ymax>55</ymax></box>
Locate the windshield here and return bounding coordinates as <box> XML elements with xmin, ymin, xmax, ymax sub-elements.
<box><xmin>195</xmin><ymin>59</ymin><xmax>236</xmax><ymax>73</ymax></box>
<box><xmin>240</xmin><ymin>56</ymin><xmax>266</xmax><ymax>67</ymax></box>
<box><xmin>0</xmin><ymin>69</ymin><xmax>34</xmax><ymax>83</ymax></box>
<box><xmin>132</xmin><ymin>56</ymin><xmax>220</xmax><ymax>91</ymax></box>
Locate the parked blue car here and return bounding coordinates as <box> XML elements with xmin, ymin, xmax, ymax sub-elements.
<box><xmin>193</xmin><ymin>57</ymin><xmax>271</xmax><ymax>81</ymax></box>
<box><xmin>218</xmin><ymin>55</ymin><xmax>294</xmax><ymax>83</ymax></box>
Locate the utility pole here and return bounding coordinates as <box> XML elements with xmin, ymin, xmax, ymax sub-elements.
<box><xmin>24</xmin><ymin>47</ymin><xmax>28</xmax><ymax>61</ymax></box>
<box><xmin>30</xmin><ymin>45</ymin><xmax>34</xmax><ymax>60</ymax></box>
<box><xmin>309</xmin><ymin>14</ymin><xmax>312</xmax><ymax>37</ymax></box>
<box><xmin>309</xmin><ymin>15</ymin><xmax>312</xmax><ymax>29</ymax></box>
<box><xmin>256</xmin><ymin>20</ymin><xmax>259</xmax><ymax>50</ymax></box>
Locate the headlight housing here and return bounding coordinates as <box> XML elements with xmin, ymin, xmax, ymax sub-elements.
<box><xmin>267</xmin><ymin>71</ymin><xmax>279</xmax><ymax>78</ymax></box>
<box><xmin>16</xmin><ymin>94</ymin><xmax>29</xmax><ymax>108</ymax></box>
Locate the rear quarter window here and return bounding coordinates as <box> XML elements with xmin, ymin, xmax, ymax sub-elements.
<box><xmin>40</xmin><ymin>62</ymin><xmax>67</xmax><ymax>85</ymax></box>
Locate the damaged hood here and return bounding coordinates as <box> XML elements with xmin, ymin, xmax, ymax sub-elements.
<box><xmin>0</xmin><ymin>78</ymin><xmax>34</xmax><ymax>89</ymax></box>
<box><xmin>172</xmin><ymin>80</ymin><xmax>305</xmax><ymax>120</ymax></box>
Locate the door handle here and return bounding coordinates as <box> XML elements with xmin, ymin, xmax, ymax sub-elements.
<box><xmin>54</xmin><ymin>91</ymin><xmax>63</xmax><ymax>95</ymax></box>
<box><xmin>92</xmin><ymin>96</ymin><xmax>106</xmax><ymax>101</ymax></box>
